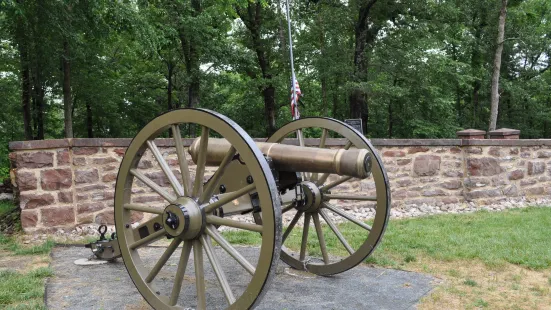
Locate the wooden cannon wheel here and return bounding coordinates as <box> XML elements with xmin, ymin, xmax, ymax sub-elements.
<box><xmin>114</xmin><ymin>108</ymin><xmax>282</xmax><ymax>309</ymax></box>
<box><xmin>266</xmin><ymin>117</ymin><xmax>391</xmax><ymax>276</ymax></box>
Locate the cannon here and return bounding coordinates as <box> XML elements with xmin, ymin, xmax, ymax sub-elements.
<box><xmin>112</xmin><ymin>108</ymin><xmax>390</xmax><ymax>309</ymax></box>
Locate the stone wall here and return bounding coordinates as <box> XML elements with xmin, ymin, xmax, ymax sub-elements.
<box><xmin>8</xmin><ymin>138</ymin><xmax>551</xmax><ymax>232</ymax></box>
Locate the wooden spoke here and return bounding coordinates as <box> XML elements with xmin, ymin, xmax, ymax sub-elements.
<box><xmin>200</xmin><ymin>146</ymin><xmax>236</xmax><ymax>204</ymax></box>
<box><xmin>192</xmin><ymin>126</ymin><xmax>210</xmax><ymax>197</ymax></box>
<box><xmin>324</xmin><ymin>194</ymin><xmax>377</xmax><ymax>201</ymax></box>
<box><xmin>299</xmin><ymin>214</ymin><xmax>311</xmax><ymax>261</ymax></box>
<box><xmin>146</xmin><ymin>238</ymin><xmax>182</xmax><ymax>283</ymax></box>
<box><xmin>206</xmin><ymin>226</ymin><xmax>255</xmax><ymax>275</ymax></box>
<box><xmin>323</xmin><ymin>202</ymin><xmax>372</xmax><ymax>231</ymax></box>
<box><xmin>321</xmin><ymin>176</ymin><xmax>353</xmax><ymax>192</ymax></box>
<box><xmin>320</xmin><ymin>209</ymin><xmax>354</xmax><ymax>255</ymax></box>
<box><xmin>169</xmin><ymin>241</ymin><xmax>192</xmax><ymax>306</ymax></box>
<box><xmin>282</xmin><ymin>211</ymin><xmax>303</xmax><ymax>243</ymax></box>
<box><xmin>147</xmin><ymin>140</ymin><xmax>185</xmax><ymax>196</ymax></box>
<box><xmin>344</xmin><ymin>140</ymin><xmax>352</xmax><ymax>150</ymax></box>
<box><xmin>129</xmin><ymin>229</ymin><xmax>166</xmax><ymax>250</ymax></box>
<box><xmin>130</xmin><ymin>169</ymin><xmax>177</xmax><ymax>203</ymax></box>
<box><xmin>172</xmin><ymin>125</ymin><xmax>192</xmax><ymax>196</ymax></box>
<box><xmin>201</xmin><ymin>235</ymin><xmax>236</xmax><ymax>305</ymax></box>
<box><xmin>123</xmin><ymin>203</ymin><xmax>163</xmax><ymax>215</ymax></box>
<box><xmin>203</xmin><ymin>183</ymin><xmax>256</xmax><ymax>213</ymax></box>
<box><xmin>312</xmin><ymin>213</ymin><xmax>329</xmax><ymax>264</ymax></box>
<box><xmin>206</xmin><ymin>216</ymin><xmax>263</xmax><ymax>233</ymax></box>
<box><xmin>193</xmin><ymin>239</ymin><xmax>206</xmax><ymax>310</ymax></box>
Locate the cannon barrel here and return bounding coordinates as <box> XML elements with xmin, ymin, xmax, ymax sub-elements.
<box><xmin>188</xmin><ymin>138</ymin><xmax>372</xmax><ymax>179</ymax></box>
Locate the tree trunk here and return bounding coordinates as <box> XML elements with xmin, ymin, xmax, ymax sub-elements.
<box><xmin>18</xmin><ymin>40</ymin><xmax>32</xmax><ymax>140</ymax></box>
<box><xmin>349</xmin><ymin>0</ymin><xmax>379</xmax><ymax>134</ymax></box>
<box><xmin>62</xmin><ymin>40</ymin><xmax>73</xmax><ymax>138</ymax></box>
<box><xmin>15</xmin><ymin>0</ymin><xmax>32</xmax><ymax>140</ymax></box>
<box><xmin>236</xmin><ymin>2</ymin><xmax>277</xmax><ymax>135</ymax></box>
<box><xmin>86</xmin><ymin>101</ymin><xmax>93</xmax><ymax>138</ymax></box>
<box><xmin>167</xmin><ymin>62</ymin><xmax>173</xmax><ymax>111</ymax></box>
<box><xmin>488</xmin><ymin>0</ymin><xmax>508</xmax><ymax>133</ymax></box>
<box><xmin>32</xmin><ymin>76</ymin><xmax>45</xmax><ymax>140</ymax></box>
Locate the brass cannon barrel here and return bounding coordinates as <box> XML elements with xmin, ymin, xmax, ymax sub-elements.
<box><xmin>189</xmin><ymin>138</ymin><xmax>372</xmax><ymax>179</ymax></box>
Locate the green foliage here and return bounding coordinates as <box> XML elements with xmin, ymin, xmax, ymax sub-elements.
<box><xmin>0</xmin><ymin>267</ymin><xmax>52</xmax><ymax>309</ymax></box>
<box><xmin>0</xmin><ymin>0</ymin><xmax>550</xmax><ymax>163</ymax></box>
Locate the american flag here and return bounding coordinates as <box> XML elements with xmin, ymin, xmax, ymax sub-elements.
<box><xmin>290</xmin><ymin>77</ymin><xmax>302</xmax><ymax>120</ymax></box>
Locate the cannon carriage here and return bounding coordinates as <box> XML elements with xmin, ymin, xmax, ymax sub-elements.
<box><xmin>112</xmin><ymin>108</ymin><xmax>390</xmax><ymax>309</ymax></box>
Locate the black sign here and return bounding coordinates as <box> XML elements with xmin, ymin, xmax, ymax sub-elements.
<box><xmin>344</xmin><ymin>119</ymin><xmax>363</xmax><ymax>134</ymax></box>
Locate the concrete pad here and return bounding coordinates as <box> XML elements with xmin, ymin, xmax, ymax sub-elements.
<box><xmin>46</xmin><ymin>246</ymin><xmax>435</xmax><ymax>309</ymax></box>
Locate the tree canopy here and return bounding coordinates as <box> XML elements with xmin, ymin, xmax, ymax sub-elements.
<box><xmin>1</xmin><ymin>0</ymin><xmax>551</xmax><ymax>172</ymax></box>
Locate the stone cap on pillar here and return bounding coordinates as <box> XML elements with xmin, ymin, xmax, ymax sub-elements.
<box><xmin>488</xmin><ymin>128</ymin><xmax>520</xmax><ymax>139</ymax></box>
<box><xmin>456</xmin><ymin>129</ymin><xmax>486</xmax><ymax>139</ymax></box>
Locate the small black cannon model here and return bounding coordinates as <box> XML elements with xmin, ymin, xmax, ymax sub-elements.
<box><xmin>105</xmin><ymin>108</ymin><xmax>390</xmax><ymax>309</ymax></box>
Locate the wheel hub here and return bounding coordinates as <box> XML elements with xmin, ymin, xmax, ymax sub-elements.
<box><xmin>162</xmin><ymin>197</ymin><xmax>204</xmax><ymax>240</ymax></box>
<box><xmin>296</xmin><ymin>181</ymin><xmax>322</xmax><ymax>213</ymax></box>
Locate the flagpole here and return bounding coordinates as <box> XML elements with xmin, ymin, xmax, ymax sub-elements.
<box><xmin>285</xmin><ymin>0</ymin><xmax>298</xmax><ymax>120</ymax></box>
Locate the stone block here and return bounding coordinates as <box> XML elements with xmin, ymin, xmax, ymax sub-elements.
<box><xmin>508</xmin><ymin>170</ymin><xmax>524</xmax><ymax>180</ymax></box>
<box><xmin>41</xmin><ymin>168</ymin><xmax>72</xmax><ymax>191</ymax></box>
<box><xmin>537</xmin><ymin>151</ymin><xmax>551</xmax><ymax>158</ymax></box>
<box><xmin>440</xmin><ymin>180</ymin><xmax>462</xmax><ymax>190</ymax></box>
<box><xmin>465</xmin><ymin>189</ymin><xmax>502</xmax><ymax>200</ymax></box>
<box><xmin>58</xmin><ymin>191</ymin><xmax>73</xmax><ymax>203</ymax></box>
<box><xmin>397</xmin><ymin>159</ymin><xmax>412</xmax><ymax>166</ymax></box>
<box><xmin>77</xmin><ymin>202</ymin><xmax>105</xmax><ymax>214</ymax></box>
<box><xmin>102</xmin><ymin>173</ymin><xmax>118</xmax><ymax>183</ymax></box>
<box><xmin>138</xmin><ymin>160</ymin><xmax>154</xmax><ymax>169</ymax></box>
<box><xmin>92</xmin><ymin>157</ymin><xmax>118</xmax><ymax>165</ymax></box>
<box><xmin>383</xmin><ymin>150</ymin><xmax>406</xmax><ymax>157</ymax></box>
<box><xmin>467</xmin><ymin>158</ymin><xmax>503</xmax><ymax>176</ymax></box>
<box><xmin>78</xmin><ymin>184</ymin><xmax>109</xmax><ymax>192</ymax></box>
<box><xmin>16</xmin><ymin>171</ymin><xmax>37</xmax><ymax>191</ymax></box>
<box><xmin>525</xmin><ymin>187</ymin><xmax>544</xmax><ymax>195</ymax></box>
<box><xmin>21</xmin><ymin>210</ymin><xmax>38</xmax><ymax>228</ymax></box>
<box><xmin>73</xmin><ymin>147</ymin><xmax>99</xmax><ymax>155</ymax></box>
<box><xmin>413</xmin><ymin>155</ymin><xmax>441</xmax><ymax>176</ymax></box>
<box><xmin>520</xmin><ymin>179</ymin><xmax>537</xmax><ymax>187</ymax></box>
<box><xmin>408</xmin><ymin>147</ymin><xmax>429</xmax><ymax>154</ymax></box>
<box><xmin>16</xmin><ymin>152</ymin><xmax>53</xmax><ymax>169</ymax></box>
<box><xmin>114</xmin><ymin>148</ymin><xmax>126</xmax><ymax>156</ymax></box>
<box><xmin>95</xmin><ymin>210</ymin><xmax>114</xmax><ymax>225</ymax></box>
<box><xmin>73</xmin><ymin>157</ymin><xmax>87</xmax><ymax>166</ymax></box>
<box><xmin>527</xmin><ymin>162</ymin><xmax>545</xmax><ymax>175</ymax></box>
<box><xmin>42</xmin><ymin>207</ymin><xmax>75</xmax><ymax>226</ymax></box>
<box><xmin>488</xmin><ymin>147</ymin><xmax>502</xmax><ymax>157</ymax></box>
<box><xmin>422</xmin><ymin>189</ymin><xmax>447</xmax><ymax>197</ymax></box>
<box><xmin>57</xmin><ymin>150</ymin><xmax>70</xmax><ymax>166</ymax></box>
<box><xmin>20</xmin><ymin>193</ymin><xmax>55</xmax><ymax>209</ymax></box>
<box><xmin>465</xmin><ymin>147</ymin><xmax>483</xmax><ymax>154</ymax></box>
<box><xmin>75</xmin><ymin>169</ymin><xmax>99</xmax><ymax>184</ymax></box>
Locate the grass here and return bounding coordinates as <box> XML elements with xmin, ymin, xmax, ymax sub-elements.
<box><xmin>0</xmin><ymin>268</ymin><xmax>51</xmax><ymax>309</ymax></box>
<box><xmin>222</xmin><ymin>206</ymin><xmax>551</xmax><ymax>309</ymax></box>
<box><xmin>0</xmin><ymin>200</ymin><xmax>14</xmax><ymax>216</ymax></box>
<box><xmin>224</xmin><ymin>207</ymin><xmax>551</xmax><ymax>270</ymax></box>
<box><xmin>0</xmin><ymin>201</ymin><xmax>53</xmax><ymax>309</ymax></box>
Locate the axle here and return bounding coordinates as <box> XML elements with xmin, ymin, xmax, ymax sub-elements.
<box><xmin>188</xmin><ymin>138</ymin><xmax>372</xmax><ymax>179</ymax></box>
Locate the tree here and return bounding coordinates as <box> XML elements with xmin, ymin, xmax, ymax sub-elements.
<box><xmin>489</xmin><ymin>0</ymin><xmax>508</xmax><ymax>133</ymax></box>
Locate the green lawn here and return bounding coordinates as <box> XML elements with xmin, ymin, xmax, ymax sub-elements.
<box><xmin>0</xmin><ymin>201</ymin><xmax>52</xmax><ymax>310</ymax></box>
<box><xmin>224</xmin><ymin>207</ymin><xmax>551</xmax><ymax>270</ymax></box>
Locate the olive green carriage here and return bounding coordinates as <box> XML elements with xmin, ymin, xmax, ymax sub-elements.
<box><xmin>114</xmin><ymin>108</ymin><xmax>390</xmax><ymax>309</ymax></box>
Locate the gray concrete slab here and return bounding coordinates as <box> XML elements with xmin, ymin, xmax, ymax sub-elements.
<box><xmin>46</xmin><ymin>246</ymin><xmax>435</xmax><ymax>310</ymax></box>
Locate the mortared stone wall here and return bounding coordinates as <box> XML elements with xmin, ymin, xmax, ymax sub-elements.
<box><xmin>8</xmin><ymin>138</ymin><xmax>551</xmax><ymax>233</ymax></box>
